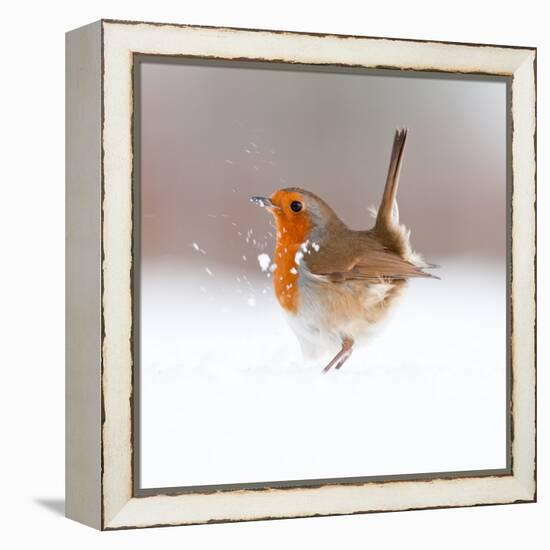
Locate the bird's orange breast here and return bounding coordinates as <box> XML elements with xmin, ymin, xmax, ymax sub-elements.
<box><xmin>272</xmin><ymin>213</ymin><xmax>311</xmax><ymax>314</ymax></box>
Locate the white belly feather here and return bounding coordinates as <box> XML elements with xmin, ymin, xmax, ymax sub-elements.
<box><xmin>285</xmin><ymin>263</ymin><xmax>404</xmax><ymax>359</ymax></box>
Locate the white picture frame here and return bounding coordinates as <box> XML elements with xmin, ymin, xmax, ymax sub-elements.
<box><xmin>66</xmin><ymin>19</ymin><xmax>536</xmax><ymax>530</ymax></box>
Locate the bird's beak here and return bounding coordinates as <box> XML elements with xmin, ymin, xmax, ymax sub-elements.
<box><xmin>250</xmin><ymin>196</ymin><xmax>277</xmax><ymax>210</ymax></box>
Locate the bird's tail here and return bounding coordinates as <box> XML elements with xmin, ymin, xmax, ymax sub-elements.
<box><xmin>373</xmin><ymin>128</ymin><xmax>439</xmax><ymax>275</ymax></box>
<box><xmin>375</xmin><ymin>128</ymin><xmax>408</xmax><ymax>232</ymax></box>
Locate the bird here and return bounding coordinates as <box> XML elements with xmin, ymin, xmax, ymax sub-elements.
<box><xmin>251</xmin><ymin>129</ymin><xmax>437</xmax><ymax>373</ymax></box>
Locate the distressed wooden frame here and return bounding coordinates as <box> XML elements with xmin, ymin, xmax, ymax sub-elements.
<box><xmin>66</xmin><ymin>19</ymin><xmax>536</xmax><ymax>530</ymax></box>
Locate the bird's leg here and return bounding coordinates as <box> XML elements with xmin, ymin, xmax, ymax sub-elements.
<box><xmin>334</xmin><ymin>343</ymin><xmax>354</xmax><ymax>370</ymax></box>
<box><xmin>322</xmin><ymin>337</ymin><xmax>354</xmax><ymax>374</ymax></box>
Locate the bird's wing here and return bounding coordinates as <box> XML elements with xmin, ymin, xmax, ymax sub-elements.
<box><xmin>304</xmin><ymin>232</ymin><xmax>436</xmax><ymax>283</ymax></box>
<box><xmin>340</xmin><ymin>250</ymin><xmax>435</xmax><ymax>282</ymax></box>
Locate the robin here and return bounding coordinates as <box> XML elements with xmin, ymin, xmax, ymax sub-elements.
<box><xmin>251</xmin><ymin>129</ymin><xmax>437</xmax><ymax>373</ymax></box>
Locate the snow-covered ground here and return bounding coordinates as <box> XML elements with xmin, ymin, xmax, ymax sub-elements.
<box><xmin>139</xmin><ymin>257</ymin><xmax>507</xmax><ymax>489</ymax></box>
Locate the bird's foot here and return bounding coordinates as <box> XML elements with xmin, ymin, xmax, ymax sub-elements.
<box><xmin>322</xmin><ymin>338</ymin><xmax>354</xmax><ymax>374</ymax></box>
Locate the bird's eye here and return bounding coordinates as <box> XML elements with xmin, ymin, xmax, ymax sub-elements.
<box><xmin>290</xmin><ymin>201</ymin><xmax>303</xmax><ymax>212</ymax></box>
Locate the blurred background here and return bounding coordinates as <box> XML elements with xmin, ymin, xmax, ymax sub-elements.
<box><xmin>139</xmin><ymin>60</ymin><xmax>507</xmax><ymax>266</ymax></box>
<box><xmin>137</xmin><ymin>59</ymin><xmax>508</xmax><ymax>489</ymax></box>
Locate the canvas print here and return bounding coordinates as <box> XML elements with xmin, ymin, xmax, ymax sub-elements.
<box><xmin>135</xmin><ymin>59</ymin><xmax>508</xmax><ymax>490</ymax></box>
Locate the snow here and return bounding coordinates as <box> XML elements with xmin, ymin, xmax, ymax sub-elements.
<box><xmin>139</xmin><ymin>257</ymin><xmax>507</xmax><ymax>489</ymax></box>
<box><xmin>191</xmin><ymin>242</ymin><xmax>206</xmax><ymax>255</ymax></box>
<box><xmin>257</xmin><ymin>253</ymin><xmax>271</xmax><ymax>272</ymax></box>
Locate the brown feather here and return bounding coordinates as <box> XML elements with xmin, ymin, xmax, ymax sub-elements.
<box><xmin>376</xmin><ymin>128</ymin><xmax>407</xmax><ymax>233</ymax></box>
<box><xmin>304</xmin><ymin>227</ymin><xmax>435</xmax><ymax>282</ymax></box>
<box><xmin>374</xmin><ymin>128</ymin><xmax>411</xmax><ymax>257</ymax></box>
